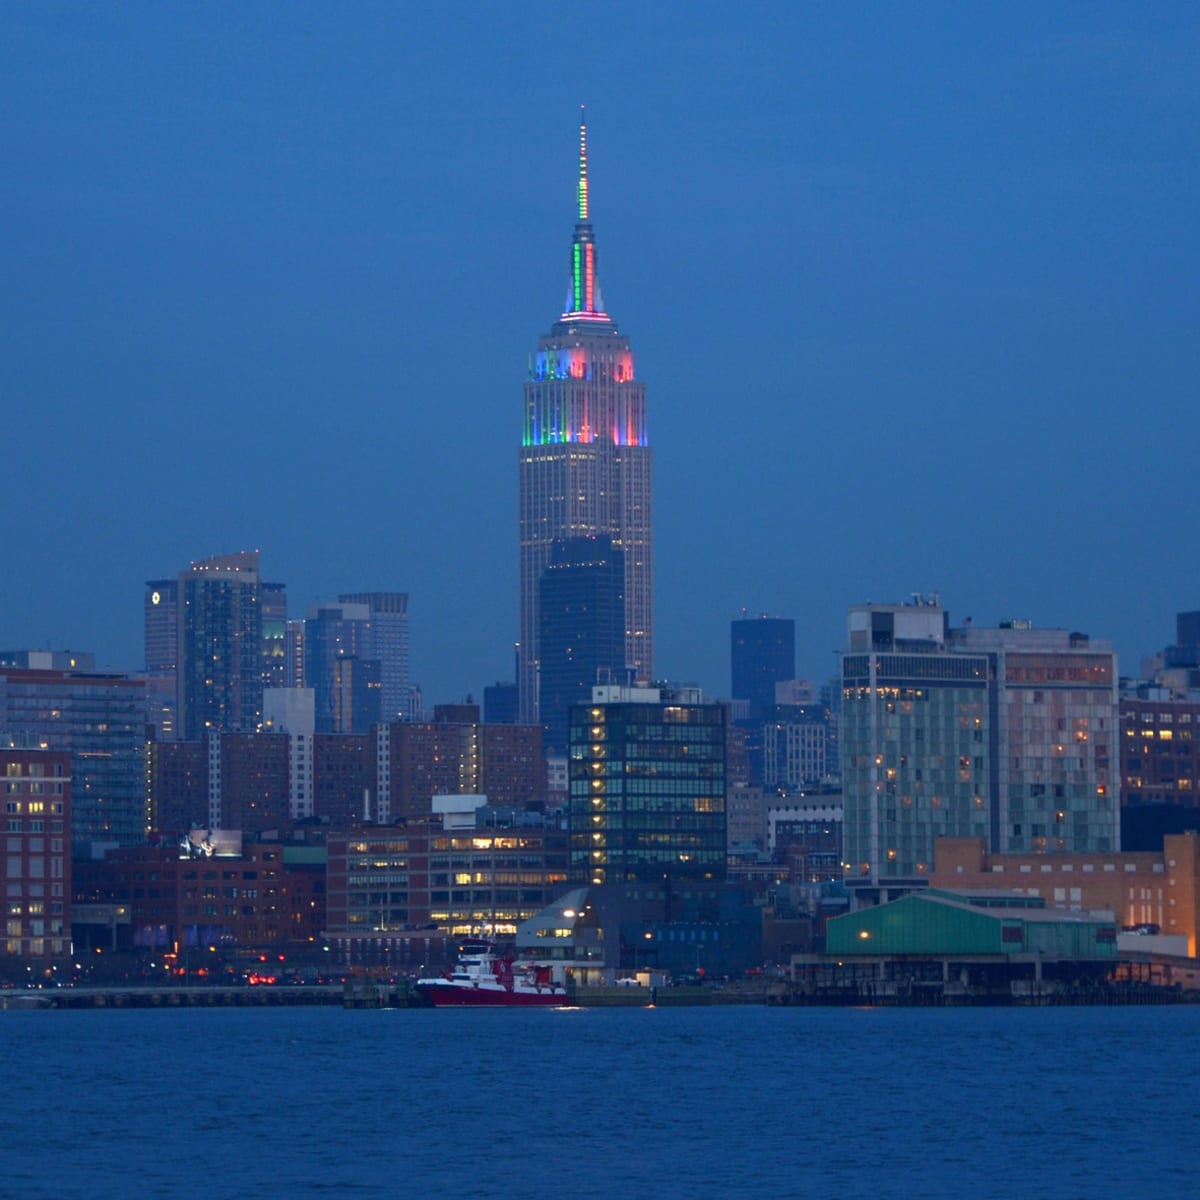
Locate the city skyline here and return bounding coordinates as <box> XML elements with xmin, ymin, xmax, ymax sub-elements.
<box><xmin>2</xmin><ymin>5</ymin><xmax>1197</xmax><ymax>704</ymax></box>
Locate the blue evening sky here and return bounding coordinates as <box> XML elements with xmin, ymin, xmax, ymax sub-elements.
<box><xmin>2</xmin><ymin>3</ymin><xmax>1196</xmax><ymax>702</ymax></box>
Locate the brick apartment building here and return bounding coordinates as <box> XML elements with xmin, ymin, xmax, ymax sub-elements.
<box><xmin>931</xmin><ymin>834</ymin><xmax>1200</xmax><ymax>956</ymax></box>
<box><xmin>148</xmin><ymin>716</ymin><xmax>546</xmax><ymax>835</ymax></box>
<box><xmin>73</xmin><ymin>838</ymin><xmax>325</xmax><ymax>957</ymax></box>
<box><xmin>2</xmin><ymin>744</ymin><xmax>72</xmax><ymax>969</ymax></box>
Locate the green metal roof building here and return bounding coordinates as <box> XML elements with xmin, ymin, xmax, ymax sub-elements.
<box><xmin>827</xmin><ymin>891</ymin><xmax>1118</xmax><ymax>961</ymax></box>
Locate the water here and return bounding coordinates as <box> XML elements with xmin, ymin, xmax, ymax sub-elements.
<box><xmin>2</xmin><ymin>1004</ymin><xmax>1197</xmax><ymax>1199</ymax></box>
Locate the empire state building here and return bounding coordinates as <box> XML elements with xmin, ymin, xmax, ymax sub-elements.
<box><xmin>518</xmin><ymin>110</ymin><xmax>652</xmax><ymax>724</ymax></box>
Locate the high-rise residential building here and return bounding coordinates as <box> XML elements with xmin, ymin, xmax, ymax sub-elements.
<box><xmin>387</xmin><ymin>717</ymin><xmax>545</xmax><ymax>821</ymax></box>
<box><xmin>731</xmin><ymin>616</ymin><xmax>796</xmax><ymax>714</ymax></box>
<box><xmin>0</xmin><ymin>667</ymin><xmax>146</xmax><ymax>851</ymax></box>
<box><xmin>284</xmin><ymin>618</ymin><xmax>306</xmax><ymax>689</ymax></box>
<box><xmin>304</xmin><ymin>601</ymin><xmax>373</xmax><ymax>733</ymax></box>
<box><xmin>144</xmin><ymin>579</ymin><xmax>179</xmax><ymax>739</ymax></box>
<box><xmin>840</xmin><ymin>598</ymin><xmax>1119</xmax><ymax>902</ymax></box>
<box><xmin>338</xmin><ymin>592</ymin><xmax>413</xmax><ymax>722</ymax></box>
<box><xmin>147</xmin><ymin>739</ymin><xmax>208</xmax><ymax>834</ymax></box>
<box><xmin>144</xmin><ymin>580</ymin><xmax>179</xmax><ymax>676</ymax></box>
<box><xmin>261</xmin><ymin>581</ymin><xmax>289</xmax><ymax>690</ymax></box>
<box><xmin>538</xmin><ymin>534</ymin><xmax>627</xmax><ymax>756</ymax></box>
<box><xmin>332</xmin><ymin>656</ymin><xmax>382</xmax><ymax>735</ymax></box>
<box><xmin>568</xmin><ymin>684</ymin><xmax>726</xmax><ymax>885</ymax></box>
<box><xmin>177</xmin><ymin>551</ymin><xmax>266</xmax><ymax>740</ymax></box>
<box><xmin>311</xmin><ymin>732</ymin><xmax>375</xmax><ymax>827</ymax></box>
<box><xmin>147</xmin><ymin>717</ymin><xmax>547</xmax><ymax>834</ymax></box>
<box><xmin>217</xmin><ymin>733</ymin><xmax>292</xmax><ymax>833</ymax></box>
<box><xmin>518</xmin><ymin>110</ymin><xmax>652</xmax><ymax>723</ymax></box>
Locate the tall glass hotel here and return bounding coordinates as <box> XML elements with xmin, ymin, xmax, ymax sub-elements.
<box><xmin>841</xmin><ymin>599</ymin><xmax>1120</xmax><ymax>903</ymax></box>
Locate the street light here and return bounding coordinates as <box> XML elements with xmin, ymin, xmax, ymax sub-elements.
<box><xmin>635</xmin><ymin>930</ymin><xmax>653</xmax><ymax>973</ymax></box>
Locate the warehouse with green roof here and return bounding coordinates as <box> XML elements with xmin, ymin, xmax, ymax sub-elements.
<box><xmin>826</xmin><ymin>890</ymin><xmax>1118</xmax><ymax>960</ymax></box>
<box><xmin>786</xmin><ymin>891</ymin><xmax>1123</xmax><ymax>1004</ymax></box>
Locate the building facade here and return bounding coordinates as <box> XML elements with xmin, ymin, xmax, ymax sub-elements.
<box><xmin>518</xmin><ymin>111</ymin><xmax>652</xmax><ymax>722</ymax></box>
<box><xmin>568</xmin><ymin>685</ymin><xmax>726</xmax><ymax>885</ymax></box>
<box><xmin>731</xmin><ymin>616</ymin><xmax>796</xmax><ymax>714</ymax></box>
<box><xmin>143</xmin><ymin>579</ymin><xmax>179</xmax><ymax>739</ymax></box>
<box><xmin>325</xmin><ymin>816</ymin><xmax>569</xmax><ymax>941</ymax></box>
<box><xmin>931</xmin><ymin>834</ymin><xmax>1200</xmax><ymax>958</ymax></box>
<box><xmin>141</xmin><ymin>581</ymin><xmax>180</xmax><ymax>740</ymax></box>
<box><xmin>261</xmin><ymin>581</ymin><xmax>289</xmax><ymax>690</ymax></box>
<box><xmin>1117</xmin><ymin>610</ymin><xmax>1200</xmax><ymax>844</ymax></box>
<box><xmin>73</xmin><ymin>838</ymin><xmax>325</xmax><ymax>956</ymax></box>
<box><xmin>537</xmin><ymin>534</ymin><xmax>627</xmax><ymax>756</ymax></box>
<box><xmin>726</xmin><ymin>784</ymin><xmax>767</xmax><ymax>853</ymax></box>
<box><xmin>337</xmin><ymin>592</ymin><xmax>414</xmax><ymax>722</ymax></box>
<box><xmin>484</xmin><ymin>681</ymin><xmax>519</xmax><ymax>725</ymax></box>
<box><xmin>304</xmin><ymin>601</ymin><xmax>378</xmax><ymax>734</ymax></box>
<box><xmin>177</xmin><ymin>551</ymin><xmax>265</xmax><ymax>740</ymax></box>
<box><xmin>841</xmin><ymin>599</ymin><xmax>1119</xmax><ymax>901</ymax></box>
<box><xmin>1</xmin><ymin>743</ymin><xmax>72</xmax><ymax>967</ymax></box>
<box><xmin>762</xmin><ymin>714</ymin><xmax>831</xmax><ymax>791</ymax></box>
<box><xmin>0</xmin><ymin>667</ymin><xmax>146</xmax><ymax>851</ymax></box>
<box><xmin>1121</xmin><ymin>696</ymin><xmax>1200</xmax><ymax>811</ymax></box>
<box><xmin>147</xmin><ymin>719</ymin><xmax>547</xmax><ymax>834</ymax></box>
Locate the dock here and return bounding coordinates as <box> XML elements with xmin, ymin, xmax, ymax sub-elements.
<box><xmin>5</xmin><ymin>984</ymin><xmax>346</xmax><ymax>1009</ymax></box>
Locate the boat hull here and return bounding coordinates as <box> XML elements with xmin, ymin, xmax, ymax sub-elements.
<box><xmin>416</xmin><ymin>981</ymin><xmax>568</xmax><ymax>1008</ymax></box>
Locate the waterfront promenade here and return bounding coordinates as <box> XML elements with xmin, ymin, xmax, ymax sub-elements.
<box><xmin>4</xmin><ymin>972</ymin><xmax>1186</xmax><ymax>1010</ymax></box>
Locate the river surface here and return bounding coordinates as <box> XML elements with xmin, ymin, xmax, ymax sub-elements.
<box><xmin>2</xmin><ymin>1003</ymin><xmax>1196</xmax><ymax>1199</ymax></box>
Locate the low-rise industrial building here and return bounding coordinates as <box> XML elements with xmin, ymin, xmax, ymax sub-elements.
<box><xmin>930</xmin><ymin>832</ymin><xmax>1200</xmax><ymax>957</ymax></box>
<box><xmin>791</xmin><ymin>890</ymin><xmax>1123</xmax><ymax>1003</ymax></box>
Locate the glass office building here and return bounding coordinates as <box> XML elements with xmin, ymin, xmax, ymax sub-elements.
<box><xmin>568</xmin><ymin>687</ymin><xmax>725</xmax><ymax>885</ymax></box>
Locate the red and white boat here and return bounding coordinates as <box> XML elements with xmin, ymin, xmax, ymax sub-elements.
<box><xmin>416</xmin><ymin>942</ymin><xmax>570</xmax><ymax>1007</ymax></box>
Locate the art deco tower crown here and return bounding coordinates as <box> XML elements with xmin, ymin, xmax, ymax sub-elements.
<box><xmin>517</xmin><ymin>110</ymin><xmax>653</xmax><ymax>732</ymax></box>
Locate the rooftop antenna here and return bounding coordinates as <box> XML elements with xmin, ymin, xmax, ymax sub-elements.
<box><xmin>578</xmin><ymin>104</ymin><xmax>589</xmax><ymax>222</ymax></box>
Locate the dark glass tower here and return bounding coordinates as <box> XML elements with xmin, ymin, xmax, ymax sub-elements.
<box><xmin>537</xmin><ymin>534</ymin><xmax>626</xmax><ymax>755</ymax></box>
<box><xmin>518</xmin><ymin>110</ymin><xmax>652</xmax><ymax>723</ymax></box>
<box><xmin>178</xmin><ymin>551</ymin><xmax>264</xmax><ymax>740</ymax></box>
<box><xmin>304</xmin><ymin>602</ymin><xmax>375</xmax><ymax>734</ymax></box>
<box><xmin>568</xmin><ymin>689</ymin><xmax>726</xmax><ymax>885</ymax></box>
<box><xmin>731</xmin><ymin>616</ymin><xmax>796</xmax><ymax>713</ymax></box>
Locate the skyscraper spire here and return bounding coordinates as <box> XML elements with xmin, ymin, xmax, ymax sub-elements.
<box><xmin>520</xmin><ymin>111</ymin><xmax>652</xmax><ymax>725</ymax></box>
<box><xmin>565</xmin><ymin>105</ymin><xmax>607</xmax><ymax>322</ymax></box>
<box><xmin>578</xmin><ymin>105</ymin><xmax>589</xmax><ymax>222</ymax></box>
